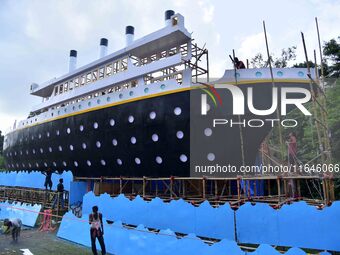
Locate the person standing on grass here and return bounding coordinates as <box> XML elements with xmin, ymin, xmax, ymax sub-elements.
<box><xmin>3</xmin><ymin>218</ymin><xmax>22</xmax><ymax>243</ymax></box>
<box><xmin>89</xmin><ymin>206</ymin><xmax>106</xmax><ymax>255</ymax></box>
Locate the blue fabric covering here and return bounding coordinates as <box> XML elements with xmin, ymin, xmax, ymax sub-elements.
<box><xmin>236</xmin><ymin>201</ymin><xmax>340</xmax><ymax>251</ymax></box>
<box><xmin>0</xmin><ymin>201</ymin><xmax>41</xmax><ymax>227</ymax></box>
<box><xmin>81</xmin><ymin>192</ymin><xmax>340</xmax><ymax>251</ymax></box>
<box><xmin>82</xmin><ymin>192</ymin><xmax>235</xmax><ymax>240</ymax></box>
<box><xmin>57</xmin><ymin>211</ymin><xmax>314</xmax><ymax>255</ymax></box>
<box><xmin>0</xmin><ymin>171</ymin><xmax>73</xmax><ymax>191</ymax></box>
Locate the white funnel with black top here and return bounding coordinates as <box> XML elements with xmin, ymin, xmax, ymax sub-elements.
<box><xmin>99</xmin><ymin>38</ymin><xmax>108</xmax><ymax>58</ymax></box>
<box><xmin>69</xmin><ymin>50</ymin><xmax>77</xmax><ymax>72</ymax></box>
<box><xmin>165</xmin><ymin>10</ymin><xmax>175</xmax><ymax>26</ymax></box>
<box><xmin>125</xmin><ymin>26</ymin><xmax>134</xmax><ymax>46</ymax></box>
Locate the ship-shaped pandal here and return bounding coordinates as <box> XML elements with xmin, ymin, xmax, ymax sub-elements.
<box><xmin>3</xmin><ymin>10</ymin><xmax>315</xmax><ymax>177</ymax></box>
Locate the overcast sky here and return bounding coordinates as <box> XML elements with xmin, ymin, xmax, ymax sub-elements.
<box><xmin>0</xmin><ymin>0</ymin><xmax>339</xmax><ymax>133</ymax></box>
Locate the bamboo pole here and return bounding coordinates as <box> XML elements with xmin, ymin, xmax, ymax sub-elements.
<box><xmin>263</xmin><ymin>21</ymin><xmax>285</xmax><ymax>161</ymax></box>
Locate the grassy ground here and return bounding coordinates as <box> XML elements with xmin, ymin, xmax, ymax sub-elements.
<box><xmin>0</xmin><ymin>227</ymin><xmax>94</xmax><ymax>255</ymax></box>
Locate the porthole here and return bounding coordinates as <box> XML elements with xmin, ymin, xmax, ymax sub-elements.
<box><xmin>20</xmin><ymin>151</ymin><xmax>22</xmax><ymax>155</ymax></box>
<box><xmin>64</xmin><ymin>108</ymin><xmax>67</xmax><ymax>113</ymax></box>
<box><xmin>128</xmin><ymin>115</ymin><xmax>134</xmax><ymax>123</ymax></box>
<box><xmin>109</xmin><ymin>119</ymin><xmax>115</xmax><ymax>126</ymax></box>
<box><xmin>96</xmin><ymin>141</ymin><xmax>101</xmax><ymax>148</ymax></box>
<box><xmin>87</xmin><ymin>160</ymin><xmax>91</xmax><ymax>166</ymax></box>
<box><xmin>70</xmin><ymin>145</ymin><xmax>74</xmax><ymax>151</ymax></box>
<box><xmin>112</xmin><ymin>139</ymin><xmax>118</xmax><ymax>146</ymax></box>
<box><xmin>174</xmin><ymin>107</ymin><xmax>182</xmax><ymax>115</ymax></box>
<box><xmin>255</xmin><ymin>71</ymin><xmax>262</xmax><ymax>77</ymax></box>
<box><xmin>130</xmin><ymin>137</ymin><xmax>137</xmax><ymax>144</ymax></box>
<box><xmin>155</xmin><ymin>156</ymin><xmax>163</xmax><ymax>164</ymax></box>
<box><xmin>39</xmin><ymin>134</ymin><xmax>42</xmax><ymax>139</ymax></box>
<box><xmin>207</xmin><ymin>153</ymin><xmax>215</xmax><ymax>161</ymax></box>
<box><xmin>79</xmin><ymin>105</ymin><xmax>82</xmax><ymax>109</ymax></box>
<box><xmin>73</xmin><ymin>106</ymin><xmax>76</xmax><ymax>111</ymax></box>
<box><xmin>93</xmin><ymin>122</ymin><xmax>99</xmax><ymax>129</ymax></box>
<box><xmin>149</xmin><ymin>111</ymin><xmax>156</xmax><ymax>120</ymax></box>
<box><xmin>100</xmin><ymin>159</ymin><xmax>106</xmax><ymax>166</ymax></box>
<box><xmin>52</xmin><ymin>162</ymin><xmax>57</xmax><ymax>167</ymax></box>
<box><xmin>88</xmin><ymin>102</ymin><xmax>92</xmax><ymax>107</ymax></box>
<box><xmin>80</xmin><ymin>125</ymin><xmax>84</xmax><ymax>132</ymax></box>
<box><xmin>144</xmin><ymin>88</ymin><xmax>149</xmax><ymax>93</ymax></box>
<box><xmin>49</xmin><ymin>147</ymin><xmax>52</xmax><ymax>153</ymax></box>
<box><xmin>152</xmin><ymin>134</ymin><xmax>159</xmax><ymax>142</ymax></box>
<box><xmin>117</xmin><ymin>158</ymin><xmax>123</xmax><ymax>165</ymax></box>
<box><xmin>119</xmin><ymin>94</ymin><xmax>123</xmax><ymax>99</ymax></box>
<box><xmin>204</xmin><ymin>128</ymin><xmax>212</xmax><ymax>137</ymax></box>
<box><xmin>28</xmin><ymin>163</ymin><xmax>32</xmax><ymax>168</ymax></box>
<box><xmin>82</xmin><ymin>143</ymin><xmax>87</xmax><ymax>149</ymax></box>
<box><xmin>58</xmin><ymin>146</ymin><xmax>63</xmax><ymax>152</ymax></box>
<box><xmin>44</xmin><ymin>162</ymin><xmax>48</xmax><ymax>167</ymax></box>
<box><xmin>22</xmin><ymin>163</ymin><xmax>25</xmax><ymax>168</ymax></box>
<box><xmin>129</xmin><ymin>91</ymin><xmax>134</xmax><ymax>96</ymax></box>
<box><xmin>180</xmin><ymin>154</ymin><xmax>188</xmax><ymax>162</ymax></box>
<box><xmin>40</xmin><ymin>148</ymin><xmax>44</xmax><ymax>154</ymax></box>
<box><xmin>63</xmin><ymin>161</ymin><xmax>67</xmax><ymax>167</ymax></box>
<box><xmin>36</xmin><ymin>162</ymin><xmax>39</xmax><ymax>167</ymax></box>
<box><xmin>74</xmin><ymin>161</ymin><xmax>78</xmax><ymax>167</ymax></box>
<box><xmin>176</xmin><ymin>131</ymin><xmax>184</xmax><ymax>139</ymax></box>
<box><xmin>26</xmin><ymin>150</ymin><xmax>29</xmax><ymax>155</ymax></box>
<box><xmin>67</xmin><ymin>128</ymin><xmax>71</xmax><ymax>134</ymax></box>
<box><xmin>107</xmin><ymin>97</ymin><xmax>111</xmax><ymax>102</ymax></box>
<box><xmin>97</xmin><ymin>99</ymin><xmax>101</xmax><ymax>104</ymax></box>
<box><xmin>160</xmin><ymin>84</ymin><xmax>166</xmax><ymax>90</ymax></box>
<box><xmin>135</xmin><ymin>158</ymin><xmax>141</xmax><ymax>165</ymax></box>
<box><xmin>56</xmin><ymin>130</ymin><xmax>60</xmax><ymax>136</ymax></box>
<box><xmin>32</xmin><ymin>149</ymin><xmax>36</xmax><ymax>154</ymax></box>
<box><xmin>47</xmin><ymin>132</ymin><xmax>50</xmax><ymax>137</ymax></box>
<box><xmin>31</xmin><ymin>135</ymin><xmax>34</xmax><ymax>140</ymax></box>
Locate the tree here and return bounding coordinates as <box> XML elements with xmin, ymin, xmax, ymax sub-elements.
<box><xmin>323</xmin><ymin>37</ymin><xmax>340</xmax><ymax>77</ymax></box>
<box><xmin>250</xmin><ymin>46</ymin><xmax>297</xmax><ymax>68</ymax></box>
<box><xmin>0</xmin><ymin>130</ymin><xmax>4</xmax><ymax>169</ymax></box>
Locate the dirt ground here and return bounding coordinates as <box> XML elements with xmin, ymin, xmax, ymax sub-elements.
<box><xmin>0</xmin><ymin>227</ymin><xmax>96</xmax><ymax>255</ymax></box>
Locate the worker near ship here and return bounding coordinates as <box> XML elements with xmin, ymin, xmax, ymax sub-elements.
<box><xmin>52</xmin><ymin>178</ymin><xmax>65</xmax><ymax>209</ymax></box>
<box><xmin>234</xmin><ymin>57</ymin><xmax>246</xmax><ymax>69</ymax></box>
<box><xmin>3</xmin><ymin>218</ymin><xmax>22</xmax><ymax>243</ymax></box>
<box><xmin>43</xmin><ymin>168</ymin><xmax>53</xmax><ymax>190</ymax></box>
<box><xmin>89</xmin><ymin>206</ymin><xmax>107</xmax><ymax>255</ymax></box>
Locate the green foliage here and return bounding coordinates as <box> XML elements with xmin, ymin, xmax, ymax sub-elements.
<box><xmin>250</xmin><ymin>46</ymin><xmax>297</xmax><ymax>68</ymax></box>
<box><xmin>323</xmin><ymin>37</ymin><xmax>340</xmax><ymax>77</ymax></box>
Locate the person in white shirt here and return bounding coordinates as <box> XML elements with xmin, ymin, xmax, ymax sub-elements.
<box><xmin>3</xmin><ymin>218</ymin><xmax>22</xmax><ymax>242</ymax></box>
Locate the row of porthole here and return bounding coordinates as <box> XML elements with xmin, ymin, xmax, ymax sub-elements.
<box><xmin>20</xmin><ymin>83</ymin><xmax>168</xmax><ymax>127</ymax></box>
<box><xmin>235</xmin><ymin>71</ymin><xmax>305</xmax><ymax>78</ymax></box>
<box><xmin>18</xmin><ymin>107</ymin><xmax>183</xmax><ymax>142</ymax></box>
<box><xmin>8</xmin><ymin>154</ymin><xmax>188</xmax><ymax>169</ymax></box>
<box><xmin>7</xmin><ymin>130</ymin><xmax>185</xmax><ymax>157</ymax></box>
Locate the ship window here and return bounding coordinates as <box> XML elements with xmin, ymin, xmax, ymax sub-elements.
<box><xmin>100</xmin><ymin>160</ymin><xmax>106</xmax><ymax>166</ymax></box>
<box><xmin>207</xmin><ymin>153</ymin><xmax>215</xmax><ymax>161</ymax></box>
<box><xmin>49</xmin><ymin>147</ymin><xmax>52</xmax><ymax>152</ymax></box>
<box><xmin>67</xmin><ymin>128</ymin><xmax>71</xmax><ymax>134</ymax></box>
<box><xmin>152</xmin><ymin>134</ymin><xmax>159</xmax><ymax>142</ymax></box>
<box><xmin>70</xmin><ymin>145</ymin><xmax>74</xmax><ymax>151</ymax></box>
<box><xmin>204</xmin><ymin>128</ymin><xmax>212</xmax><ymax>137</ymax></box>
<box><xmin>54</xmin><ymin>86</ymin><xmax>58</xmax><ymax>96</ymax></box>
<box><xmin>106</xmin><ymin>63</ymin><xmax>113</xmax><ymax>76</ymax></box>
<box><xmin>96</xmin><ymin>141</ymin><xmax>101</xmax><ymax>148</ymax></box>
<box><xmin>149</xmin><ymin>111</ymin><xmax>156</xmax><ymax>120</ymax></box>
<box><xmin>112</xmin><ymin>138</ymin><xmax>118</xmax><ymax>146</ymax></box>
<box><xmin>26</xmin><ymin>150</ymin><xmax>29</xmax><ymax>155</ymax></box>
<box><xmin>64</xmin><ymin>82</ymin><xmax>69</xmax><ymax>92</ymax></box>
<box><xmin>40</xmin><ymin>148</ymin><xmax>44</xmax><ymax>154</ymax></box>
<box><xmin>74</xmin><ymin>77</ymin><xmax>79</xmax><ymax>88</ymax></box>
<box><xmin>38</xmin><ymin>134</ymin><xmax>42</xmax><ymax>139</ymax></box>
<box><xmin>87</xmin><ymin>160</ymin><xmax>91</xmax><ymax>166</ymax></box>
<box><xmin>99</xmin><ymin>67</ymin><xmax>105</xmax><ymax>79</ymax></box>
<box><xmin>59</xmin><ymin>84</ymin><xmax>63</xmax><ymax>94</ymax></box>
<box><xmin>72</xmin><ymin>106</ymin><xmax>76</xmax><ymax>111</ymax></box>
<box><xmin>129</xmin><ymin>91</ymin><xmax>134</xmax><ymax>96</ymax></box>
<box><xmin>32</xmin><ymin>149</ymin><xmax>36</xmax><ymax>154</ymax></box>
<box><xmin>74</xmin><ymin>161</ymin><xmax>78</xmax><ymax>167</ymax></box>
<box><xmin>29</xmin><ymin>163</ymin><xmax>32</xmax><ymax>168</ymax></box>
<box><xmin>117</xmin><ymin>158</ymin><xmax>123</xmax><ymax>165</ymax></box>
<box><xmin>144</xmin><ymin>88</ymin><xmax>149</xmax><ymax>93</ymax></box>
<box><xmin>79</xmin><ymin>104</ymin><xmax>82</xmax><ymax>109</ymax></box>
<box><xmin>82</xmin><ymin>143</ymin><xmax>87</xmax><ymax>149</ymax></box>
<box><xmin>113</xmin><ymin>61</ymin><xmax>119</xmax><ymax>74</ymax></box>
<box><xmin>92</xmin><ymin>69</ymin><xmax>98</xmax><ymax>81</ymax></box>
<box><xmin>69</xmin><ymin>80</ymin><xmax>74</xmax><ymax>90</ymax></box>
<box><xmin>128</xmin><ymin>115</ymin><xmax>134</xmax><ymax>123</ymax></box>
<box><xmin>36</xmin><ymin>163</ymin><xmax>39</xmax><ymax>167</ymax></box>
<box><xmin>58</xmin><ymin>146</ymin><xmax>63</xmax><ymax>151</ymax></box>
<box><xmin>88</xmin><ymin>102</ymin><xmax>92</xmax><ymax>107</ymax></box>
<box><xmin>107</xmin><ymin>96</ymin><xmax>111</xmax><ymax>102</ymax></box>
<box><xmin>47</xmin><ymin>132</ymin><xmax>50</xmax><ymax>137</ymax></box>
<box><xmin>93</xmin><ymin>122</ymin><xmax>99</xmax><ymax>129</ymax></box>
<box><xmin>44</xmin><ymin>162</ymin><xmax>48</xmax><ymax>167</ymax></box>
<box><xmin>79</xmin><ymin>125</ymin><xmax>84</xmax><ymax>132</ymax></box>
<box><xmin>180</xmin><ymin>154</ymin><xmax>188</xmax><ymax>162</ymax></box>
<box><xmin>109</xmin><ymin>119</ymin><xmax>115</xmax><ymax>126</ymax></box>
<box><xmin>52</xmin><ymin>162</ymin><xmax>57</xmax><ymax>167</ymax></box>
<box><xmin>130</xmin><ymin>137</ymin><xmax>136</xmax><ymax>144</ymax></box>
<box><xmin>119</xmin><ymin>93</ymin><xmax>123</xmax><ymax>99</ymax></box>
<box><xmin>81</xmin><ymin>75</ymin><xmax>86</xmax><ymax>86</ymax></box>
<box><xmin>56</xmin><ymin>130</ymin><xmax>60</xmax><ymax>136</ymax></box>
<box><xmin>155</xmin><ymin>156</ymin><xmax>163</xmax><ymax>164</ymax></box>
<box><xmin>174</xmin><ymin>107</ymin><xmax>182</xmax><ymax>115</ymax></box>
<box><xmin>97</xmin><ymin>99</ymin><xmax>101</xmax><ymax>104</ymax></box>
<box><xmin>86</xmin><ymin>72</ymin><xmax>92</xmax><ymax>84</ymax></box>
<box><xmin>135</xmin><ymin>158</ymin><xmax>141</xmax><ymax>165</ymax></box>
<box><xmin>63</xmin><ymin>161</ymin><xmax>67</xmax><ymax>167</ymax></box>
<box><xmin>176</xmin><ymin>131</ymin><xmax>184</xmax><ymax>139</ymax></box>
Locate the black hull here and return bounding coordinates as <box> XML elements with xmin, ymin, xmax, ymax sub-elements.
<box><xmin>4</xmin><ymin>81</ymin><xmax>311</xmax><ymax>177</ymax></box>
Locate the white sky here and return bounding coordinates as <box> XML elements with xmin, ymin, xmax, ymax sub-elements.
<box><xmin>0</xmin><ymin>0</ymin><xmax>339</xmax><ymax>132</ymax></box>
